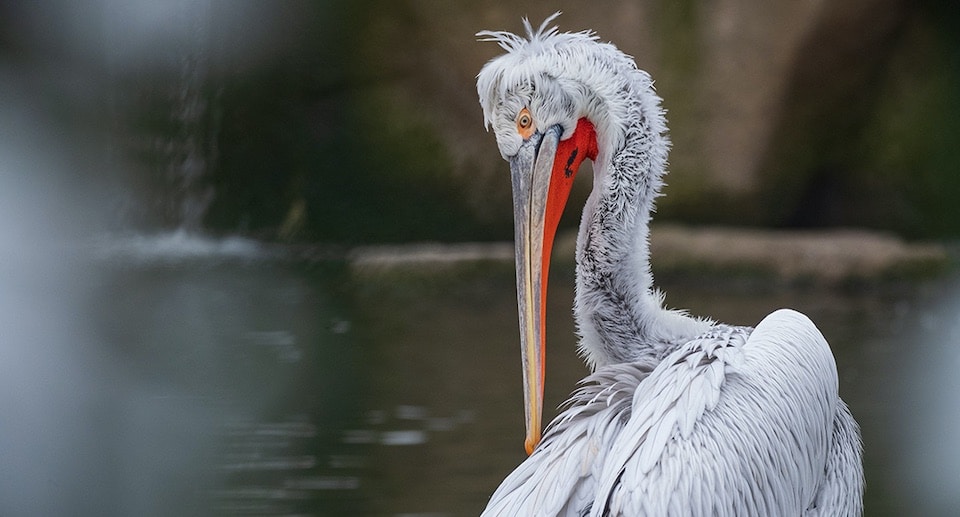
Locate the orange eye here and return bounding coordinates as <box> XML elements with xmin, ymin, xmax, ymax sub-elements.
<box><xmin>516</xmin><ymin>108</ymin><xmax>535</xmax><ymax>139</ymax></box>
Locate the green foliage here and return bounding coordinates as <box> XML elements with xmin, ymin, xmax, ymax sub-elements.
<box><xmin>853</xmin><ymin>5</ymin><xmax>960</xmax><ymax>238</ymax></box>
<box><xmin>202</xmin><ymin>1</ymin><xmax>489</xmax><ymax>243</ymax></box>
<box><xmin>749</xmin><ymin>1</ymin><xmax>960</xmax><ymax>238</ymax></box>
<box><xmin>304</xmin><ymin>87</ymin><xmax>482</xmax><ymax>243</ymax></box>
<box><xmin>650</xmin><ymin>0</ymin><xmax>708</xmax><ymax>220</ymax></box>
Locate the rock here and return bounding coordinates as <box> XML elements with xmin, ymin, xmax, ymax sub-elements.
<box><xmin>351</xmin><ymin>226</ymin><xmax>949</xmax><ymax>287</ymax></box>
<box><xmin>647</xmin><ymin>224</ymin><xmax>948</xmax><ymax>287</ymax></box>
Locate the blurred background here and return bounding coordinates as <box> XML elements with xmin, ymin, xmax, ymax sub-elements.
<box><xmin>0</xmin><ymin>0</ymin><xmax>958</xmax><ymax>515</ymax></box>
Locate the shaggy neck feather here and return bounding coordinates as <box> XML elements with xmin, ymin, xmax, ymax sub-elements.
<box><xmin>573</xmin><ymin>81</ymin><xmax>708</xmax><ymax>370</ymax></box>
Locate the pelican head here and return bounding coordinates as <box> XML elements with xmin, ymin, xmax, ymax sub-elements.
<box><xmin>477</xmin><ymin>14</ymin><xmax>667</xmax><ymax>454</ymax></box>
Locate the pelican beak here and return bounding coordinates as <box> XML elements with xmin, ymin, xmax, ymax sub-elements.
<box><xmin>509</xmin><ymin>119</ymin><xmax>597</xmax><ymax>455</ymax></box>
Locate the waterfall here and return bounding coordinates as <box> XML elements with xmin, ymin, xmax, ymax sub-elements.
<box><xmin>165</xmin><ymin>2</ymin><xmax>216</xmax><ymax>232</ymax></box>
<box><xmin>103</xmin><ymin>0</ymin><xmax>219</xmax><ymax>234</ymax></box>
<box><xmin>96</xmin><ymin>0</ymin><xmax>263</xmax><ymax>262</ymax></box>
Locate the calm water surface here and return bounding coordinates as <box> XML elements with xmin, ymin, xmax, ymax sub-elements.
<box><xmin>2</xmin><ymin>235</ymin><xmax>957</xmax><ymax>516</ymax></box>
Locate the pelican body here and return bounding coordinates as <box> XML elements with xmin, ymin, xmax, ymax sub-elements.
<box><xmin>476</xmin><ymin>15</ymin><xmax>863</xmax><ymax>516</ymax></box>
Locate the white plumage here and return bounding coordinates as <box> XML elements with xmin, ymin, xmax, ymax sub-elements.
<box><xmin>477</xmin><ymin>14</ymin><xmax>863</xmax><ymax>516</ymax></box>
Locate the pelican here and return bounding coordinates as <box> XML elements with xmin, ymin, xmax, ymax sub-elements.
<box><xmin>476</xmin><ymin>15</ymin><xmax>863</xmax><ymax>516</ymax></box>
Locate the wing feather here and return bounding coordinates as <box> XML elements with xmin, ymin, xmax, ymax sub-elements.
<box><xmin>484</xmin><ymin>309</ymin><xmax>862</xmax><ymax>516</ymax></box>
<box><xmin>587</xmin><ymin>309</ymin><xmax>853</xmax><ymax>516</ymax></box>
<box><xmin>482</xmin><ymin>362</ymin><xmax>655</xmax><ymax>516</ymax></box>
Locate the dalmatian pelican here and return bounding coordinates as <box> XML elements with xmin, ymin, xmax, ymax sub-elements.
<box><xmin>476</xmin><ymin>14</ymin><xmax>863</xmax><ymax>516</ymax></box>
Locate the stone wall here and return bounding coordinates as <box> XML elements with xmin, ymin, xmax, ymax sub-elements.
<box><xmin>6</xmin><ymin>1</ymin><xmax>953</xmax><ymax>241</ymax></box>
<box><xmin>355</xmin><ymin>0</ymin><xmax>958</xmax><ymax>238</ymax></box>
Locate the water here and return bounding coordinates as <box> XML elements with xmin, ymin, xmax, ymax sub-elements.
<box><xmin>1</xmin><ymin>231</ymin><xmax>955</xmax><ymax>515</ymax></box>
<box><xmin>351</xmin><ymin>264</ymin><xmax>960</xmax><ymax>516</ymax></box>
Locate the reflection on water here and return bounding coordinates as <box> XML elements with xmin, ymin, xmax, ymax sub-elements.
<box><xmin>0</xmin><ymin>232</ymin><xmax>957</xmax><ymax>515</ymax></box>
<box><xmin>89</xmin><ymin>234</ymin><xmax>368</xmax><ymax>516</ymax></box>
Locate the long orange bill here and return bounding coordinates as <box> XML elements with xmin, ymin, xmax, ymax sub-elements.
<box><xmin>508</xmin><ymin>118</ymin><xmax>597</xmax><ymax>455</ymax></box>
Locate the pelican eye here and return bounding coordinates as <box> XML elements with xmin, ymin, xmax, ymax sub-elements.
<box><xmin>516</xmin><ymin>108</ymin><xmax>535</xmax><ymax>139</ymax></box>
